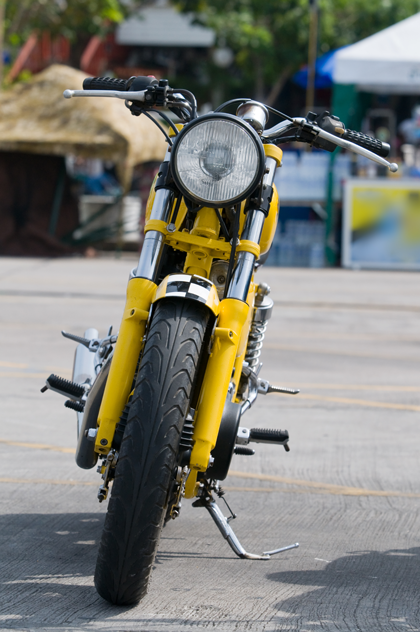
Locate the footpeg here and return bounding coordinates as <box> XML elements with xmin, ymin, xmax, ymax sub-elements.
<box><xmin>237</xmin><ymin>427</ymin><xmax>290</xmax><ymax>451</ymax></box>
<box><xmin>41</xmin><ymin>374</ymin><xmax>85</xmax><ymax>400</ymax></box>
<box><xmin>250</xmin><ymin>428</ymin><xmax>289</xmax><ymax>444</ymax></box>
<box><xmin>201</xmin><ymin>495</ymin><xmax>299</xmax><ymax>560</ymax></box>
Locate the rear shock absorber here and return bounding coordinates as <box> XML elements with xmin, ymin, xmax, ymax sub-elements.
<box><xmin>244</xmin><ymin>283</ymin><xmax>273</xmax><ymax>370</ymax></box>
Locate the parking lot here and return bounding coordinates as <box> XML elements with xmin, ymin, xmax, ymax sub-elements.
<box><xmin>0</xmin><ymin>256</ymin><xmax>419</xmax><ymax>631</ymax></box>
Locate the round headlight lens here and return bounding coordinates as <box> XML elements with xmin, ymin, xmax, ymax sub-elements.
<box><xmin>173</xmin><ymin>117</ymin><xmax>263</xmax><ymax>206</ymax></box>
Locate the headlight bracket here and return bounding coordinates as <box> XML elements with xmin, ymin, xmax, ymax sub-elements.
<box><xmin>246</xmin><ymin>183</ymin><xmax>274</xmax><ymax>218</ymax></box>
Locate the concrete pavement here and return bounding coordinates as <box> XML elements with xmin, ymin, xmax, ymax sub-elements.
<box><xmin>0</xmin><ymin>256</ymin><xmax>419</xmax><ymax>631</ymax></box>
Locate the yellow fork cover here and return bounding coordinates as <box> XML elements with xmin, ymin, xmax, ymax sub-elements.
<box><xmin>95</xmin><ymin>277</ymin><xmax>156</xmax><ymax>454</ymax></box>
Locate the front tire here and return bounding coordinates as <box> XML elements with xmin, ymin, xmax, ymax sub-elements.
<box><xmin>94</xmin><ymin>298</ymin><xmax>210</xmax><ymax>605</ymax></box>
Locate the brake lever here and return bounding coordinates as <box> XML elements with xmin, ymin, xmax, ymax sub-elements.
<box><xmin>282</xmin><ymin>117</ymin><xmax>398</xmax><ymax>172</ymax></box>
<box><xmin>292</xmin><ymin>118</ymin><xmax>398</xmax><ymax>172</ymax></box>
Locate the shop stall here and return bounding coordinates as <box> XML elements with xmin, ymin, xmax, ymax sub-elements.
<box><xmin>0</xmin><ymin>64</ymin><xmax>167</xmax><ymax>256</ymax></box>
<box><xmin>332</xmin><ymin>12</ymin><xmax>420</xmax><ymax>269</ymax></box>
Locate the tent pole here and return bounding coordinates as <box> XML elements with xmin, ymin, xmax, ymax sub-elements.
<box><xmin>325</xmin><ymin>83</ymin><xmax>360</xmax><ymax>266</ymax></box>
<box><xmin>325</xmin><ymin>149</ymin><xmax>339</xmax><ymax>265</ymax></box>
<box><xmin>306</xmin><ymin>0</ymin><xmax>319</xmax><ymax>114</ymax></box>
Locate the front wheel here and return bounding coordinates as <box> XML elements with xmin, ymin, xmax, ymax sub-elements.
<box><xmin>94</xmin><ymin>298</ymin><xmax>211</xmax><ymax>605</ymax></box>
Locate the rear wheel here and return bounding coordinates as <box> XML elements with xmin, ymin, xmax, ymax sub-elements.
<box><xmin>94</xmin><ymin>298</ymin><xmax>210</xmax><ymax>605</ymax></box>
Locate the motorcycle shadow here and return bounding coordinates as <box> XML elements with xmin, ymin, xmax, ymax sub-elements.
<box><xmin>268</xmin><ymin>547</ymin><xmax>420</xmax><ymax>628</ymax></box>
<box><xmin>0</xmin><ymin>511</ymin><xmax>135</xmax><ymax>622</ymax></box>
<box><xmin>0</xmin><ymin>509</ymin><xmax>233</xmax><ymax>626</ymax></box>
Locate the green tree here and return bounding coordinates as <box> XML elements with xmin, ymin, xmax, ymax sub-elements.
<box><xmin>0</xmin><ymin>0</ymin><xmax>130</xmax><ymax>84</ymax></box>
<box><xmin>4</xmin><ymin>0</ymin><xmax>125</xmax><ymax>47</ymax></box>
<box><xmin>177</xmin><ymin>0</ymin><xmax>420</xmax><ymax>104</ymax></box>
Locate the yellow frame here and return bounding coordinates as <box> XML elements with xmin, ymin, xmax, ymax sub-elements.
<box><xmin>93</xmin><ymin>143</ymin><xmax>282</xmax><ymax>498</ymax></box>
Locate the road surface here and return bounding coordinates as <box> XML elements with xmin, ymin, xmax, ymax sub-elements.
<box><xmin>0</xmin><ymin>256</ymin><xmax>419</xmax><ymax>631</ymax></box>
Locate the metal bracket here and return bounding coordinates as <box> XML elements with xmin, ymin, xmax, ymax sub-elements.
<box><xmin>169</xmin><ymin>466</ymin><xmax>190</xmax><ymax>520</ymax></box>
<box><xmin>241</xmin><ymin>363</ymin><xmax>299</xmax><ymax>415</ymax></box>
<box><xmin>62</xmin><ymin>327</ymin><xmax>118</xmax><ymax>357</ymax></box>
<box><xmin>97</xmin><ymin>449</ymin><xmax>118</xmax><ymax>503</ymax></box>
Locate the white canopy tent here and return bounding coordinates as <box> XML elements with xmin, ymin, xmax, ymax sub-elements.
<box><xmin>333</xmin><ymin>12</ymin><xmax>420</xmax><ymax>94</ymax></box>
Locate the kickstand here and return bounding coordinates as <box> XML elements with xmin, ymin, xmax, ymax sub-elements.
<box><xmin>201</xmin><ymin>495</ymin><xmax>299</xmax><ymax>560</ymax></box>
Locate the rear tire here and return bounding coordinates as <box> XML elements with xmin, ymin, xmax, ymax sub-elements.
<box><xmin>94</xmin><ymin>298</ymin><xmax>210</xmax><ymax>605</ymax></box>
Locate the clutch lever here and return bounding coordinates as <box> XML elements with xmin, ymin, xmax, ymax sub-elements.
<box><xmin>63</xmin><ymin>89</ymin><xmax>147</xmax><ymax>101</ymax></box>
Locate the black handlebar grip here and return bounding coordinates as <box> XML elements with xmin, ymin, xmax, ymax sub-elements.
<box><xmin>83</xmin><ymin>76</ymin><xmax>129</xmax><ymax>91</ymax></box>
<box><xmin>342</xmin><ymin>129</ymin><xmax>390</xmax><ymax>158</ymax></box>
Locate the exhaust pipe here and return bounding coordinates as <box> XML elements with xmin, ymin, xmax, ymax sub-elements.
<box><xmin>72</xmin><ymin>328</ymin><xmax>98</xmax><ymax>437</ymax></box>
<box><xmin>72</xmin><ymin>328</ymin><xmax>113</xmax><ymax>470</ymax></box>
<box><xmin>75</xmin><ymin>357</ymin><xmax>111</xmax><ymax>470</ymax></box>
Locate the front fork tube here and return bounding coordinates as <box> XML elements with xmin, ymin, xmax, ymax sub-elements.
<box><xmin>95</xmin><ymin>278</ymin><xmax>156</xmax><ymax>454</ymax></box>
<box><xmin>94</xmin><ymin>185</ymin><xmax>173</xmax><ymax>455</ymax></box>
<box><xmin>186</xmin><ymin>158</ymin><xmax>278</xmax><ymax>496</ymax></box>
<box><xmin>135</xmin><ymin>187</ymin><xmax>173</xmax><ymax>281</ymax></box>
<box><xmin>186</xmin><ymin>298</ymin><xmax>249</xmax><ymax>496</ymax></box>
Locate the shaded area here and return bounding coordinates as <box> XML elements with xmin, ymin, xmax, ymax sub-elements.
<box><xmin>269</xmin><ymin>548</ymin><xmax>420</xmax><ymax>631</ymax></box>
<box><xmin>0</xmin><ymin>152</ymin><xmax>79</xmax><ymax>256</ymax></box>
<box><xmin>0</xmin><ymin>512</ymin><xmax>112</xmax><ymax>625</ymax></box>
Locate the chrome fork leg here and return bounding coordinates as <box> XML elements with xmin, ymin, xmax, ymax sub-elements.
<box><xmin>134</xmin><ymin>170</ymin><xmax>173</xmax><ymax>282</ymax></box>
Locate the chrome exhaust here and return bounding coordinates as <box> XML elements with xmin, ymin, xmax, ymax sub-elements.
<box><xmin>72</xmin><ymin>328</ymin><xmax>98</xmax><ymax>437</ymax></box>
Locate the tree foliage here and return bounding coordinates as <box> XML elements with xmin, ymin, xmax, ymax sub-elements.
<box><xmin>176</xmin><ymin>0</ymin><xmax>420</xmax><ymax>102</ymax></box>
<box><xmin>4</xmin><ymin>0</ymin><xmax>126</xmax><ymax>49</ymax></box>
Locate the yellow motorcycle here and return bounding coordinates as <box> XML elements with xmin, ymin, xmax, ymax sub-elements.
<box><xmin>42</xmin><ymin>75</ymin><xmax>397</xmax><ymax>605</ymax></box>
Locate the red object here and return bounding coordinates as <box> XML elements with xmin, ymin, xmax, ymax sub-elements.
<box><xmin>8</xmin><ymin>34</ymin><xmax>38</xmax><ymax>80</ymax></box>
<box><xmin>81</xmin><ymin>36</ymin><xmax>105</xmax><ymax>76</ymax></box>
<box><xmin>9</xmin><ymin>30</ymin><xmax>161</xmax><ymax>82</ymax></box>
<box><xmin>8</xmin><ymin>32</ymin><xmax>71</xmax><ymax>80</ymax></box>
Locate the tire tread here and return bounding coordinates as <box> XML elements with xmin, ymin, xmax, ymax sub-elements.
<box><xmin>94</xmin><ymin>299</ymin><xmax>209</xmax><ymax>605</ymax></box>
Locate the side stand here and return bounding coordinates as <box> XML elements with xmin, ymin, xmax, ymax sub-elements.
<box><xmin>200</xmin><ymin>495</ymin><xmax>299</xmax><ymax>560</ymax></box>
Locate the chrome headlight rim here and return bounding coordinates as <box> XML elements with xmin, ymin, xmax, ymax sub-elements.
<box><xmin>171</xmin><ymin>112</ymin><xmax>265</xmax><ymax>208</ymax></box>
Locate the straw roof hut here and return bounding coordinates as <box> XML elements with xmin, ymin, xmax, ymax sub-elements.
<box><xmin>0</xmin><ymin>64</ymin><xmax>167</xmax><ymax>189</ymax></box>
<box><xmin>0</xmin><ymin>65</ymin><xmax>167</xmax><ymax>256</ymax></box>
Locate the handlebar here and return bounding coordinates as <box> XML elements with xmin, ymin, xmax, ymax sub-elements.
<box><xmin>63</xmin><ymin>78</ymin><xmax>397</xmax><ymax>172</ymax></box>
<box><xmin>303</xmin><ymin>111</ymin><xmax>390</xmax><ymax>158</ymax></box>
<box><xmin>263</xmin><ymin>114</ymin><xmax>397</xmax><ymax>172</ymax></box>
<box><xmin>65</xmin><ymin>75</ymin><xmax>196</xmax><ymax>120</ymax></box>
<box><xmin>83</xmin><ymin>76</ymin><xmax>129</xmax><ymax>91</ymax></box>
<box><xmin>315</xmin><ymin>123</ymin><xmax>398</xmax><ymax>172</ymax></box>
<box><xmin>341</xmin><ymin>129</ymin><xmax>390</xmax><ymax>158</ymax></box>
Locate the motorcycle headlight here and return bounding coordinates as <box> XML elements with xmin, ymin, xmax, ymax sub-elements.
<box><xmin>171</xmin><ymin>113</ymin><xmax>265</xmax><ymax>207</ymax></box>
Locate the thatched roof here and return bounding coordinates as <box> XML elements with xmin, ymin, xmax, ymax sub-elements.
<box><xmin>0</xmin><ymin>64</ymin><xmax>167</xmax><ymax>188</ymax></box>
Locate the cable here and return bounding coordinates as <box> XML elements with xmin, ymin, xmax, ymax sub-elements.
<box><xmin>265</xmin><ymin>105</ymin><xmax>294</xmax><ymax>123</ymax></box>
<box><xmin>141</xmin><ymin>110</ymin><xmax>173</xmax><ymax>146</ymax></box>
<box><xmin>154</xmin><ymin>109</ymin><xmax>180</xmax><ymax>136</ymax></box>
<box><xmin>269</xmin><ymin>135</ymin><xmax>299</xmax><ymax>145</ymax></box>
<box><xmin>214</xmin><ymin>208</ymin><xmax>230</xmax><ymax>241</ymax></box>
<box><xmin>223</xmin><ymin>203</ymin><xmax>241</xmax><ymax>299</ymax></box>
<box><xmin>168</xmin><ymin>97</ymin><xmax>193</xmax><ymax>122</ymax></box>
<box><xmin>174</xmin><ymin>89</ymin><xmax>197</xmax><ymax>119</ymax></box>
<box><xmin>214</xmin><ymin>98</ymin><xmax>251</xmax><ymax>113</ymax></box>
<box><xmin>169</xmin><ymin>195</ymin><xmax>183</xmax><ymax>227</ymax></box>
<box><xmin>215</xmin><ymin>99</ymin><xmax>294</xmax><ymax>123</ymax></box>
